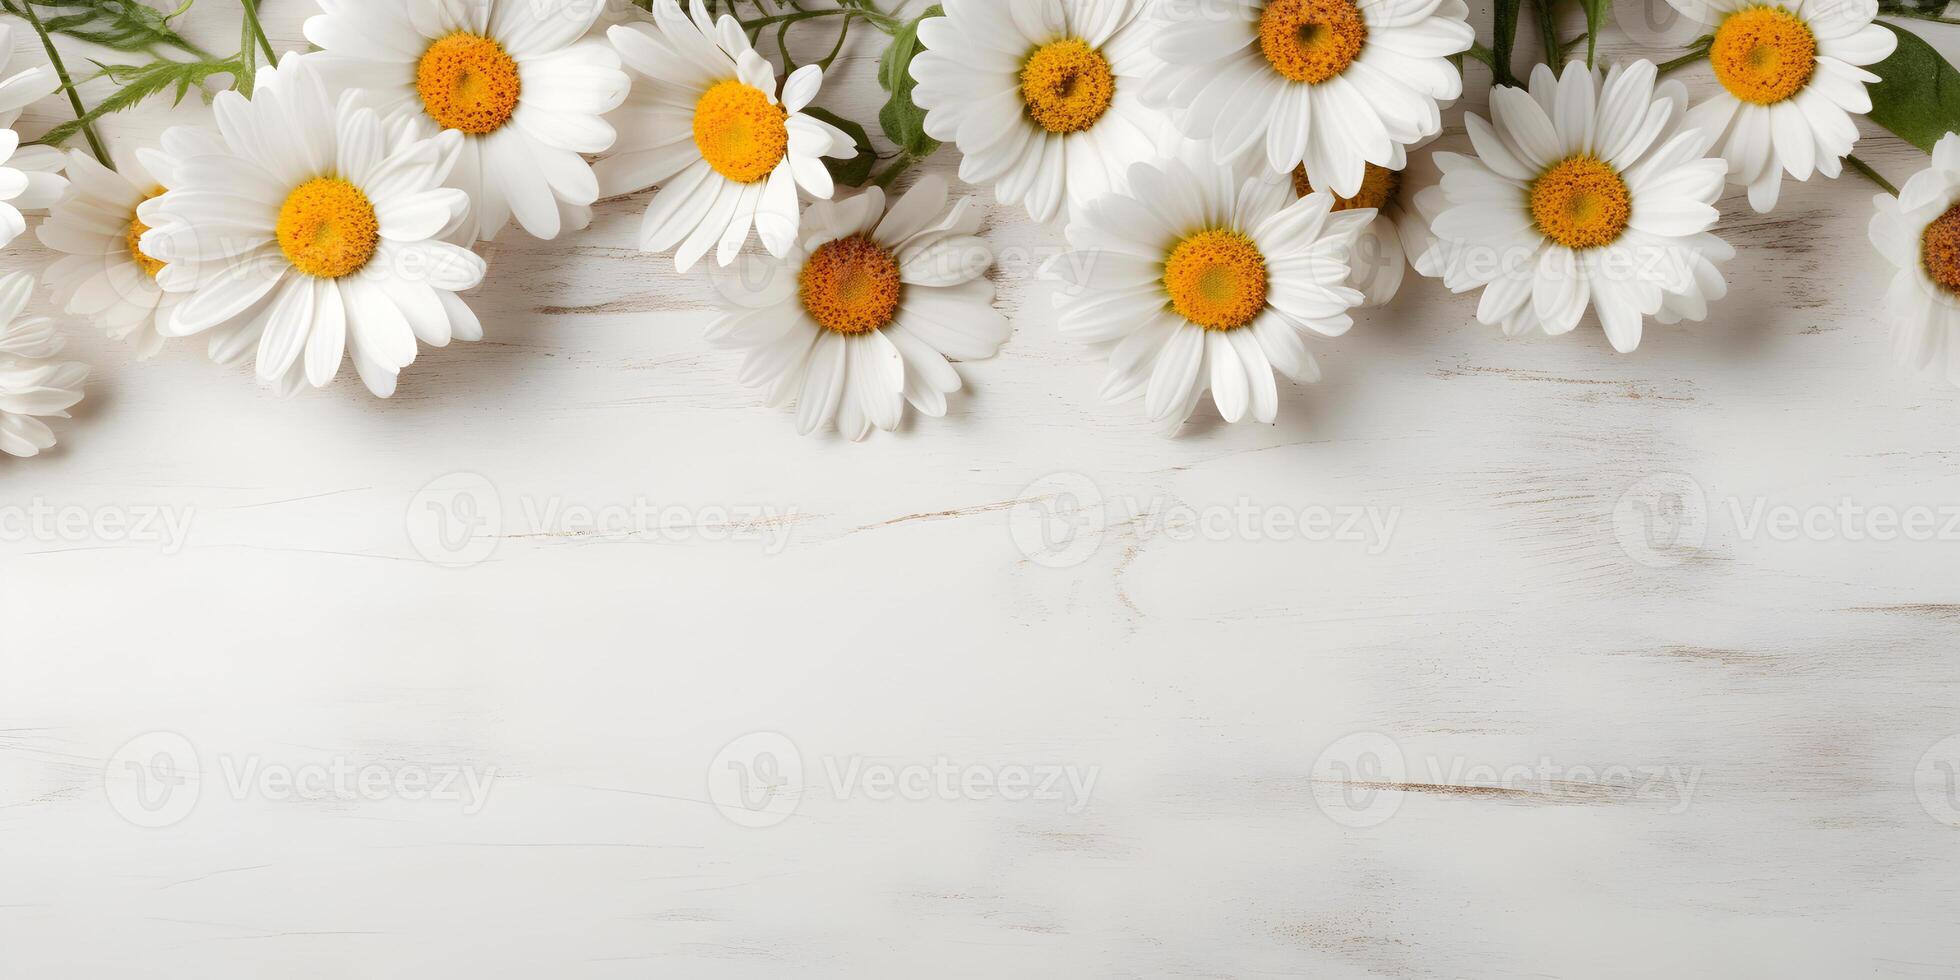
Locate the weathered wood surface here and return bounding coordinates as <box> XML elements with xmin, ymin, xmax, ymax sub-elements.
<box><xmin>3</xmin><ymin>3</ymin><xmax>1958</xmax><ymax>977</ymax></box>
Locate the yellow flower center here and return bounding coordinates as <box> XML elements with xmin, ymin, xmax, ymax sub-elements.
<box><xmin>1528</xmin><ymin>155</ymin><xmax>1631</xmax><ymax>250</ymax></box>
<box><xmin>416</xmin><ymin>32</ymin><xmax>522</xmax><ymax>134</ymax></box>
<box><xmin>1163</xmin><ymin>229</ymin><xmax>1269</xmax><ymax>331</ymax></box>
<box><xmin>1920</xmin><ymin>205</ymin><xmax>1960</xmax><ymax>292</ymax></box>
<box><xmin>1709</xmin><ymin>6</ymin><xmax>1816</xmax><ymax>105</ymax></box>
<box><xmin>125</xmin><ymin>186</ymin><xmax>166</xmax><ymax>278</ymax></box>
<box><xmin>1020</xmin><ymin>39</ymin><xmax>1116</xmax><ymax>134</ymax></box>
<box><xmin>1292</xmin><ymin>163</ymin><xmax>1401</xmax><ymax>211</ymax></box>
<box><xmin>800</xmin><ymin>236</ymin><xmax>903</xmax><ymax>334</ymax></box>
<box><xmin>1259</xmin><ymin>0</ymin><xmax>1367</xmax><ymax>84</ymax></box>
<box><xmin>276</xmin><ymin>177</ymin><xmax>381</xmax><ymax>279</ymax></box>
<box><xmin>694</xmin><ymin>80</ymin><xmax>790</xmax><ymax>185</ymax></box>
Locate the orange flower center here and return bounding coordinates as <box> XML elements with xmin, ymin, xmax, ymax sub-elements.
<box><xmin>694</xmin><ymin>80</ymin><xmax>790</xmax><ymax>184</ymax></box>
<box><xmin>1921</xmin><ymin>204</ymin><xmax>1960</xmax><ymax>292</ymax></box>
<box><xmin>417</xmin><ymin>32</ymin><xmax>522</xmax><ymax>134</ymax></box>
<box><xmin>1710</xmin><ymin>6</ymin><xmax>1816</xmax><ymax>105</ymax></box>
<box><xmin>801</xmin><ymin>236</ymin><xmax>903</xmax><ymax>334</ymax></box>
<box><xmin>1259</xmin><ymin>0</ymin><xmax>1367</xmax><ymax>84</ymax></box>
<box><xmin>1292</xmin><ymin>162</ymin><xmax>1401</xmax><ymax>211</ymax></box>
<box><xmin>1020</xmin><ymin>39</ymin><xmax>1116</xmax><ymax>134</ymax></box>
<box><xmin>276</xmin><ymin>177</ymin><xmax>380</xmax><ymax>279</ymax></box>
<box><xmin>1164</xmin><ymin>229</ymin><xmax>1269</xmax><ymax>331</ymax></box>
<box><xmin>1528</xmin><ymin>155</ymin><xmax>1631</xmax><ymax>250</ymax></box>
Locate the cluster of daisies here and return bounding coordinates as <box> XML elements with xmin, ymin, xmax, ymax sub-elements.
<box><xmin>0</xmin><ymin>0</ymin><xmax>1953</xmax><ymax>455</ymax></box>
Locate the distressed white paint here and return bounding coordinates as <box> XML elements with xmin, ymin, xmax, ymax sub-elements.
<box><xmin>3</xmin><ymin>3</ymin><xmax>1959</xmax><ymax>977</ymax></box>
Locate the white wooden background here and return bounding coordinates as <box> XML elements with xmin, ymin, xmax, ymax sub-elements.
<box><xmin>4</xmin><ymin>1</ymin><xmax>1959</xmax><ymax>977</ymax></box>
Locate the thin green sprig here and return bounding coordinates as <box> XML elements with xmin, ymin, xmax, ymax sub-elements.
<box><xmin>3</xmin><ymin>0</ymin><xmax>111</xmax><ymax>167</ymax></box>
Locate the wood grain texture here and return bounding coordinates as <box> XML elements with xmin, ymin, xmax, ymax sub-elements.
<box><xmin>3</xmin><ymin>2</ymin><xmax>1959</xmax><ymax>977</ymax></box>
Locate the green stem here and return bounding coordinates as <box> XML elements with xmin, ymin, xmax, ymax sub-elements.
<box><xmin>1656</xmin><ymin>43</ymin><xmax>1710</xmax><ymax>74</ymax></box>
<box><xmin>6</xmin><ymin>0</ymin><xmax>110</xmax><ymax>168</ymax></box>
<box><xmin>743</xmin><ymin>7</ymin><xmax>901</xmax><ymax>32</ymax></box>
<box><xmin>240</xmin><ymin>0</ymin><xmax>277</xmax><ymax>63</ymax></box>
<box><xmin>817</xmin><ymin>13</ymin><xmax>851</xmax><ymax>71</ymax></box>
<box><xmin>1461</xmin><ymin>40</ymin><xmax>1498</xmax><ymax>71</ymax></box>
<box><xmin>1847</xmin><ymin>154</ymin><xmax>1899</xmax><ymax>196</ymax></box>
<box><xmin>1531</xmin><ymin>0</ymin><xmax>1561</xmax><ymax>67</ymax></box>
<box><xmin>1882</xmin><ymin>9</ymin><xmax>1960</xmax><ymax>24</ymax></box>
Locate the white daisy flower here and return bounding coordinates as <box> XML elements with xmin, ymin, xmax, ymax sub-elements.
<box><xmin>1289</xmin><ymin>138</ymin><xmax>1446</xmax><ymax>305</ymax></box>
<box><xmin>707</xmin><ymin>174</ymin><xmax>1009</xmax><ymax>440</ymax></box>
<box><xmin>908</xmin><ymin>0</ymin><xmax>1174</xmax><ymax>224</ymax></box>
<box><xmin>0</xmin><ymin>23</ymin><xmax>65</xmax><ymax>248</ymax></box>
<box><xmin>1045</xmin><ymin>150</ymin><xmax>1370</xmax><ymax>428</ymax></box>
<box><xmin>303</xmin><ymin>0</ymin><xmax>631</xmax><ymax>242</ymax></box>
<box><xmin>0</xmin><ymin>271</ymin><xmax>88</xmax><ymax>458</ymax></box>
<box><xmin>1143</xmin><ymin>0</ymin><xmax>1471</xmax><ymax>198</ymax></box>
<box><xmin>1869</xmin><ymin>132</ymin><xmax>1960</xmax><ymax>387</ymax></box>
<box><xmin>1669</xmin><ymin>0</ymin><xmax>1896</xmax><ymax>212</ymax></box>
<box><xmin>1427</xmin><ymin>61</ymin><xmax>1734</xmax><ymax>352</ymax></box>
<box><xmin>141</xmin><ymin>53</ymin><xmax>487</xmax><ymax>398</ymax></box>
<box><xmin>36</xmin><ymin>134</ymin><xmax>217</xmax><ymax>359</ymax></box>
<box><xmin>599</xmin><ymin>0</ymin><xmax>857</xmax><ymax>272</ymax></box>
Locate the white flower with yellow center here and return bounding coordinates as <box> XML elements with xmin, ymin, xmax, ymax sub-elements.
<box><xmin>36</xmin><ymin>135</ymin><xmax>216</xmax><ymax>360</ymax></box>
<box><xmin>140</xmin><ymin>54</ymin><xmax>487</xmax><ymax>398</ymax></box>
<box><xmin>1290</xmin><ymin>143</ymin><xmax>1447</xmax><ymax>306</ymax></box>
<box><xmin>0</xmin><ymin>271</ymin><xmax>88</xmax><ymax>458</ymax></box>
<box><xmin>1668</xmin><ymin>0</ymin><xmax>1895</xmax><ymax>213</ymax></box>
<box><xmin>1868</xmin><ymin>133</ymin><xmax>1960</xmax><ymax>387</ymax></box>
<box><xmin>1046</xmin><ymin>151</ymin><xmax>1369</xmax><ymax>428</ymax></box>
<box><xmin>1427</xmin><ymin>61</ymin><xmax>1733</xmax><ymax>352</ymax></box>
<box><xmin>907</xmin><ymin>0</ymin><xmax>1173</xmax><ymax>224</ymax></box>
<box><xmin>0</xmin><ymin>23</ymin><xmax>65</xmax><ymax>248</ymax></box>
<box><xmin>303</xmin><ymin>0</ymin><xmax>630</xmax><ymax>242</ymax></box>
<box><xmin>599</xmin><ymin>0</ymin><xmax>857</xmax><ymax>272</ymax></box>
<box><xmin>1143</xmin><ymin>0</ymin><xmax>1471</xmax><ymax>199</ymax></box>
<box><xmin>707</xmin><ymin>175</ymin><xmax>1010</xmax><ymax>440</ymax></box>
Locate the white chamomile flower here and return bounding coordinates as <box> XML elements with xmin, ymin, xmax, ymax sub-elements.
<box><xmin>599</xmin><ymin>0</ymin><xmax>857</xmax><ymax>272</ymax></box>
<box><xmin>1869</xmin><ymin>132</ymin><xmax>1960</xmax><ymax>387</ymax></box>
<box><xmin>1669</xmin><ymin>0</ymin><xmax>1896</xmax><ymax>212</ymax></box>
<box><xmin>0</xmin><ymin>271</ymin><xmax>88</xmax><ymax>458</ymax></box>
<box><xmin>303</xmin><ymin>0</ymin><xmax>631</xmax><ymax>242</ymax></box>
<box><xmin>1046</xmin><ymin>150</ymin><xmax>1369</xmax><ymax>428</ymax></box>
<box><xmin>1289</xmin><ymin>138</ymin><xmax>1446</xmax><ymax>305</ymax></box>
<box><xmin>0</xmin><ymin>23</ymin><xmax>65</xmax><ymax>248</ymax></box>
<box><xmin>141</xmin><ymin>54</ymin><xmax>487</xmax><ymax>398</ymax></box>
<box><xmin>707</xmin><ymin>174</ymin><xmax>1009</xmax><ymax>440</ymax></box>
<box><xmin>1144</xmin><ymin>0</ymin><xmax>1471</xmax><ymax>198</ymax></box>
<box><xmin>36</xmin><ymin>135</ymin><xmax>217</xmax><ymax>359</ymax></box>
<box><xmin>908</xmin><ymin>0</ymin><xmax>1173</xmax><ymax>224</ymax></box>
<box><xmin>1428</xmin><ymin>61</ymin><xmax>1733</xmax><ymax>352</ymax></box>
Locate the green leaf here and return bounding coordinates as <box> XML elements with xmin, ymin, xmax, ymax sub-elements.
<box><xmin>804</xmin><ymin>106</ymin><xmax>877</xmax><ymax>187</ymax></box>
<box><xmin>1866</xmin><ymin>22</ymin><xmax>1960</xmax><ymax>153</ymax></box>
<box><xmin>25</xmin><ymin>0</ymin><xmax>203</xmax><ymax>55</ymax></box>
<box><xmin>34</xmin><ymin>56</ymin><xmax>240</xmax><ymax>147</ymax></box>
<box><xmin>875</xmin><ymin>5</ymin><xmax>942</xmax><ymax>161</ymax></box>
<box><xmin>1492</xmin><ymin>0</ymin><xmax>1521</xmax><ymax>87</ymax></box>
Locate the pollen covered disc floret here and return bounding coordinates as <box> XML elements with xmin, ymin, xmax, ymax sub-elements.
<box><xmin>276</xmin><ymin>178</ymin><xmax>381</xmax><ymax>280</ymax></box>
<box><xmin>417</xmin><ymin>32</ymin><xmax>523</xmax><ymax>134</ymax></box>
<box><xmin>693</xmin><ymin>80</ymin><xmax>791</xmax><ymax>184</ymax></box>
<box><xmin>1528</xmin><ymin>155</ymin><xmax>1632</xmax><ymax>250</ymax></box>
<box><xmin>1922</xmin><ymin>205</ymin><xmax>1960</xmax><ymax>293</ymax></box>
<box><xmin>125</xmin><ymin>188</ymin><xmax>167</xmax><ymax>278</ymax></box>
<box><xmin>800</xmin><ymin>236</ymin><xmax>903</xmax><ymax>335</ymax></box>
<box><xmin>1868</xmin><ymin>133</ymin><xmax>1960</xmax><ymax>386</ymax></box>
<box><xmin>1163</xmin><ymin>230</ymin><xmax>1270</xmax><ymax>331</ymax></box>
<box><xmin>1709</xmin><ymin>6</ymin><xmax>1816</xmax><ymax>105</ymax></box>
<box><xmin>1021</xmin><ymin>39</ymin><xmax>1116</xmax><ymax>134</ymax></box>
<box><xmin>1259</xmin><ymin>0</ymin><xmax>1368</xmax><ymax>84</ymax></box>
